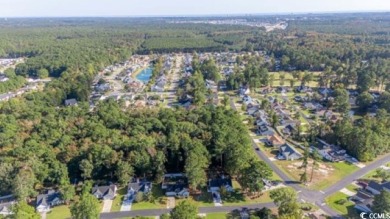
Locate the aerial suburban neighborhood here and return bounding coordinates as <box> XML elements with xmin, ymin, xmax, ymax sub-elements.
<box><xmin>0</xmin><ymin>2</ymin><xmax>390</xmax><ymax>219</ymax></box>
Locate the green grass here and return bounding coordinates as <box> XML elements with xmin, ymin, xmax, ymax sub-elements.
<box><xmin>221</xmin><ymin>190</ymin><xmax>273</xmax><ymax>206</ymax></box>
<box><xmin>325</xmin><ymin>192</ymin><xmax>358</xmax><ymax>218</ymax></box>
<box><xmin>206</xmin><ymin>212</ymin><xmax>228</xmax><ymax>219</ymax></box>
<box><xmin>131</xmin><ymin>201</ymin><xmax>164</xmax><ymax>210</ymax></box>
<box><xmin>312</xmin><ymin>161</ymin><xmax>359</xmax><ymax>190</ymax></box>
<box><xmin>46</xmin><ymin>205</ymin><xmax>71</xmax><ymax>219</ymax></box>
<box><xmin>362</xmin><ymin>168</ymin><xmax>380</xmax><ymax>180</ymax></box>
<box><xmin>111</xmin><ymin>187</ymin><xmax>127</xmax><ymax>212</ymax></box>
<box><xmin>345</xmin><ymin>184</ymin><xmax>359</xmax><ymax>193</ymax></box>
<box><xmin>131</xmin><ymin>185</ymin><xmax>166</xmax><ymax>210</ymax></box>
<box><xmin>274</xmin><ymin>160</ymin><xmax>358</xmax><ymax>191</ymax></box>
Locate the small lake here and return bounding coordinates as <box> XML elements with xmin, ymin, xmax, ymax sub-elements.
<box><xmin>136</xmin><ymin>67</ymin><xmax>153</xmax><ymax>83</ymax></box>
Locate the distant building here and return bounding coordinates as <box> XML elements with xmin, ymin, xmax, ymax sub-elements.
<box><xmin>64</xmin><ymin>98</ymin><xmax>78</xmax><ymax>106</ymax></box>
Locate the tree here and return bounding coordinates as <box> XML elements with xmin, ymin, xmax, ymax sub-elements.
<box><xmin>375</xmin><ymin>169</ymin><xmax>390</xmax><ymax>182</ymax></box>
<box><xmin>170</xmin><ymin>200</ymin><xmax>198</xmax><ymax>219</ymax></box>
<box><xmin>79</xmin><ymin>159</ymin><xmax>93</xmax><ymax>180</ymax></box>
<box><xmin>13</xmin><ymin>168</ymin><xmax>37</xmax><ymax>201</ymax></box>
<box><xmin>134</xmin><ymin>191</ymin><xmax>144</xmax><ymax>203</ymax></box>
<box><xmin>310</xmin><ymin>150</ymin><xmax>321</xmax><ymax>183</ymax></box>
<box><xmin>37</xmin><ymin>68</ymin><xmax>49</xmax><ymax>78</ymax></box>
<box><xmin>222</xmin><ymin>95</ymin><xmax>230</xmax><ymax>107</ymax></box>
<box><xmin>238</xmin><ymin>160</ymin><xmax>272</xmax><ymax>196</ymax></box>
<box><xmin>356</xmin><ymin>92</ymin><xmax>374</xmax><ymax>112</ymax></box>
<box><xmin>12</xmin><ymin>201</ymin><xmax>40</xmax><ymax>219</ymax></box>
<box><xmin>71</xmin><ymin>183</ymin><xmax>100</xmax><ymax>219</ymax></box>
<box><xmin>160</xmin><ymin>213</ymin><xmax>170</xmax><ymax>219</ymax></box>
<box><xmin>185</xmin><ymin>141</ymin><xmax>209</xmax><ymax>190</ymax></box>
<box><xmin>60</xmin><ymin>183</ymin><xmax>75</xmax><ymax>205</ymax></box>
<box><xmin>333</xmin><ymin>88</ymin><xmax>350</xmax><ymax>114</ymax></box>
<box><xmin>115</xmin><ymin>161</ymin><xmax>134</xmax><ymax>186</ymax></box>
<box><xmin>300</xmin><ymin>146</ymin><xmax>309</xmax><ymax>184</ymax></box>
<box><xmin>270</xmin><ymin>188</ymin><xmax>302</xmax><ymax>218</ymax></box>
<box><xmin>372</xmin><ymin>190</ymin><xmax>390</xmax><ymax>214</ymax></box>
<box><xmin>379</xmin><ymin>92</ymin><xmax>390</xmax><ymax>112</ymax></box>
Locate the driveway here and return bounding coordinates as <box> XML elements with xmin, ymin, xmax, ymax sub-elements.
<box><xmin>212</xmin><ymin>192</ymin><xmax>223</xmax><ymax>207</ymax></box>
<box><xmin>166</xmin><ymin>197</ymin><xmax>175</xmax><ymax>209</ymax></box>
<box><xmin>120</xmin><ymin>197</ymin><xmax>133</xmax><ymax>212</ymax></box>
<box><xmin>102</xmin><ymin>199</ymin><xmax>113</xmax><ymax>213</ymax></box>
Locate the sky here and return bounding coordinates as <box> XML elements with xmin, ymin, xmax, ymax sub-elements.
<box><xmin>0</xmin><ymin>0</ymin><xmax>389</xmax><ymax>17</ymax></box>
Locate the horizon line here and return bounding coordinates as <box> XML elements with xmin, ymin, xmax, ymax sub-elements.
<box><xmin>1</xmin><ymin>10</ymin><xmax>389</xmax><ymax>19</ymax></box>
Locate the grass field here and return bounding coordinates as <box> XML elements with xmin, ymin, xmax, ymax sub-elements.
<box><xmin>205</xmin><ymin>212</ymin><xmax>227</xmax><ymax>219</ymax></box>
<box><xmin>274</xmin><ymin>160</ymin><xmax>358</xmax><ymax>190</ymax></box>
<box><xmin>312</xmin><ymin>162</ymin><xmax>358</xmax><ymax>190</ymax></box>
<box><xmin>46</xmin><ymin>205</ymin><xmax>71</xmax><ymax>219</ymax></box>
<box><xmin>325</xmin><ymin>192</ymin><xmax>359</xmax><ymax>218</ymax></box>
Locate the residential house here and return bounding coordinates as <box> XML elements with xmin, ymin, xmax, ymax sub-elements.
<box><xmin>205</xmin><ymin>79</ymin><xmax>218</xmax><ymax>92</ymax></box>
<box><xmin>95</xmin><ymin>83</ymin><xmax>111</xmax><ymax>93</ymax></box>
<box><xmin>239</xmin><ymin>86</ymin><xmax>250</xmax><ymax>96</ymax></box>
<box><xmin>242</xmin><ymin>95</ymin><xmax>253</xmax><ymax>106</ymax></box>
<box><xmin>282</xmin><ymin>124</ymin><xmax>296</xmax><ymax>136</ymax></box>
<box><xmin>151</xmin><ymin>84</ymin><xmax>164</xmax><ymax>92</ymax></box>
<box><xmin>318</xmin><ymin>88</ymin><xmax>332</xmax><ymax>97</ymax></box>
<box><xmin>162</xmin><ymin>174</ymin><xmax>189</xmax><ymax>198</ymax></box>
<box><xmin>0</xmin><ymin>75</ymin><xmax>9</xmax><ymax>82</ymax></box>
<box><xmin>366</xmin><ymin>181</ymin><xmax>390</xmax><ymax>195</ymax></box>
<box><xmin>64</xmin><ymin>98</ymin><xmax>78</xmax><ymax>106</ymax></box>
<box><xmin>350</xmin><ymin>191</ymin><xmax>373</xmax><ymax>203</ymax></box>
<box><xmin>92</xmin><ymin>184</ymin><xmax>117</xmax><ymax>200</ymax></box>
<box><xmin>266</xmin><ymin>134</ymin><xmax>285</xmax><ymax>147</ymax></box>
<box><xmin>278</xmin><ymin>143</ymin><xmax>302</xmax><ymax>160</ymax></box>
<box><xmin>0</xmin><ymin>93</ymin><xmax>14</xmax><ymax>102</ymax></box>
<box><xmin>247</xmin><ymin>105</ymin><xmax>260</xmax><ymax>116</ymax></box>
<box><xmin>207</xmin><ymin>176</ymin><xmax>233</xmax><ymax>193</ymax></box>
<box><xmin>257</xmin><ymin>124</ymin><xmax>275</xmax><ymax>136</ymax></box>
<box><xmin>0</xmin><ymin>195</ymin><xmax>15</xmax><ymax>216</ymax></box>
<box><xmin>36</xmin><ymin>190</ymin><xmax>63</xmax><ymax>213</ymax></box>
<box><xmin>313</xmin><ymin>140</ymin><xmax>345</xmax><ymax>162</ymax></box>
<box><xmin>127</xmin><ymin>179</ymin><xmax>152</xmax><ymax>200</ymax></box>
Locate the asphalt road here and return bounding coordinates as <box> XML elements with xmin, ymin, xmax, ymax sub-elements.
<box><xmin>100</xmin><ymin>203</ymin><xmax>276</xmax><ymax>219</ymax></box>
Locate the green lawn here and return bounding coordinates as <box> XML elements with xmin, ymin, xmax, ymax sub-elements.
<box><xmin>206</xmin><ymin>212</ymin><xmax>227</xmax><ymax>219</ymax></box>
<box><xmin>221</xmin><ymin>190</ymin><xmax>272</xmax><ymax>206</ymax></box>
<box><xmin>325</xmin><ymin>192</ymin><xmax>358</xmax><ymax>217</ymax></box>
<box><xmin>46</xmin><ymin>205</ymin><xmax>71</xmax><ymax>219</ymax></box>
<box><xmin>131</xmin><ymin>201</ymin><xmax>164</xmax><ymax>210</ymax></box>
<box><xmin>312</xmin><ymin>161</ymin><xmax>359</xmax><ymax>190</ymax></box>
<box><xmin>345</xmin><ymin>184</ymin><xmax>359</xmax><ymax>193</ymax></box>
<box><xmin>111</xmin><ymin>187</ymin><xmax>127</xmax><ymax>212</ymax></box>
<box><xmin>274</xmin><ymin>160</ymin><xmax>358</xmax><ymax>191</ymax></box>
<box><xmin>131</xmin><ymin>185</ymin><xmax>166</xmax><ymax>210</ymax></box>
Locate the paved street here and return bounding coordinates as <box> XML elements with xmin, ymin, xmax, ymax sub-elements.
<box><xmin>101</xmin><ymin>203</ymin><xmax>276</xmax><ymax>219</ymax></box>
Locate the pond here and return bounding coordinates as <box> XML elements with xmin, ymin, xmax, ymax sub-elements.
<box><xmin>136</xmin><ymin>67</ymin><xmax>153</xmax><ymax>83</ymax></box>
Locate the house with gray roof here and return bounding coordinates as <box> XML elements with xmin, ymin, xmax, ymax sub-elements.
<box><xmin>36</xmin><ymin>190</ymin><xmax>63</xmax><ymax>213</ymax></box>
<box><xmin>0</xmin><ymin>195</ymin><xmax>15</xmax><ymax>216</ymax></box>
<box><xmin>278</xmin><ymin>143</ymin><xmax>302</xmax><ymax>160</ymax></box>
<box><xmin>64</xmin><ymin>98</ymin><xmax>78</xmax><ymax>106</ymax></box>
<box><xmin>128</xmin><ymin>179</ymin><xmax>152</xmax><ymax>196</ymax></box>
<box><xmin>92</xmin><ymin>184</ymin><xmax>117</xmax><ymax>200</ymax></box>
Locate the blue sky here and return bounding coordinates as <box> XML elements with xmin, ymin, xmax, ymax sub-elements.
<box><xmin>0</xmin><ymin>0</ymin><xmax>389</xmax><ymax>17</ymax></box>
